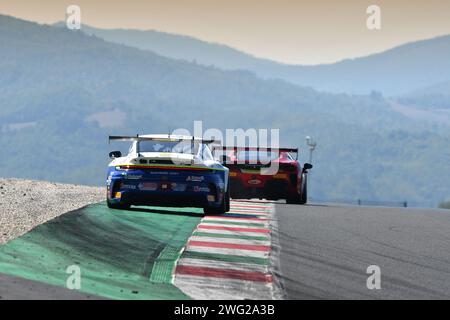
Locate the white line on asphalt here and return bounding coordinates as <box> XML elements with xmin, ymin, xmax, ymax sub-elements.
<box><xmin>189</xmin><ymin>235</ymin><xmax>270</xmax><ymax>246</ymax></box>
<box><xmin>193</xmin><ymin>228</ymin><xmax>271</xmax><ymax>237</ymax></box>
<box><xmin>184</xmin><ymin>246</ymin><xmax>269</xmax><ymax>258</ymax></box>
<box><xmin>177</xmin><ymin>258</ymin><xmax>269</xmax><ymax>273</ymax></box>
<box><xmin>198</xmin><ymin>222</ymin><xmax>268</xmax><ymax>229</ymax></box>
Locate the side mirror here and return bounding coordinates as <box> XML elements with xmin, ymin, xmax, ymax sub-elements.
<box><xmin>303</xmin><ymin>163</ymin><xmax>313</xmax><ymax>170</ymax></box>
<box><xmin>109</xmin><ymin>151</ymin><xmax>122</xmax><ymax>159</ymax></box>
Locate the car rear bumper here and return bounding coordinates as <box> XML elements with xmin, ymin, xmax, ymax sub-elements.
<box><xmin>230</xmin><ymin>178</ymin><xmax>296</xmax><ymax>200</ymax></box>
<box><xmin>110</xmin><ymin>190</ymin><xmax>213</xmax><ymax>207</ymax></box>
<box><xmin>106</xmin><ymin>165</ymin><xmax>227</xmax><ymax>208</ymax></box>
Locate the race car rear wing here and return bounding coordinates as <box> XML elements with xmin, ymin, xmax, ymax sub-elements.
<box><xmin>213</xmin><ymin>146</ymin><xmax>298</xmax><ymax>153</ymax></box>
<box><xmin>109</xmin><ymin>135</ymin><xmax>219</xmax><ymax>144</ymax></box>
<box><xmin>212</xmin><ymin>146</ymin><xmax>299</xmax><ymax>160</ymax></box>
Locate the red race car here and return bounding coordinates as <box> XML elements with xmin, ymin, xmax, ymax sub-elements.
<box><xmin>214</xmin><ymin>147</ymin><xmax>313</xmax><ymax>204</ymax></box>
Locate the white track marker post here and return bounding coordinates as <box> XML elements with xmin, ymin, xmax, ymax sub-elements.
<box><xmin>305</xmin><ymin>136</ymin><xmax>316</xmax><ymax>203</ymax></box>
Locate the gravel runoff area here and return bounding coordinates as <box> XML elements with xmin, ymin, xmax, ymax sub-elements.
<box><xmin>0</xmin><ymin>178</ymin><xmax>104</xmax><ymax>245</ymax></box>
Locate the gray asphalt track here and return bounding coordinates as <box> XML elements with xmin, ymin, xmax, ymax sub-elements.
<box><xmin>276</xmin><ymin>203</ymin><xmax>450</xmax><ymax>299</ymax></box>
<box><xmin>0</xmin><ymin>273</ymin><xmax>105</xmax><ymax>300</ymax></box>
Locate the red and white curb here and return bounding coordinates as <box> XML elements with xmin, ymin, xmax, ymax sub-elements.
<box><xmin>173</xmin><ymin>200</ymin><xmax>282</xmax><ymax>300</ymax></box>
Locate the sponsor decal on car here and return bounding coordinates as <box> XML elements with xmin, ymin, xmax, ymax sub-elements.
<box><xmin>248</xmin><ymin>179</ymin><xmax>262</xmax><ymax>185</ymax></box>
<box><xmin>149</xmin><ymin>171</ymin><xmax>180</xmax><ymax>176</ymax></box>
<box><xmin>121</xmin><ymin>184</ymin><xmax>136</xmax><ymax>190</ymax></box>
<box><xmin>186</xmin><ymin>175</ymin><xmax>205</xmax><ymax>182</ymax></box>
<box><xmin>193</xmin><ymin>186</ymin><xmax>210</xmax><ymax>192</ymax></box>
<box><xmin>124</xmin><ymin>174</ymin><xmax>143</xmax><ymax>180</ymax></box>
<box><xmin>161</xmin><ymin>183</ymin><xmax>170</xmax><ymax>190</ymax></box>
<box><xmin>138</xmin><ymin>182</ymin><xmax>158</xmax><ymax>191</ymax></box>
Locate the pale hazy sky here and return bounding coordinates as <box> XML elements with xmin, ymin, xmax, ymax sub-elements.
<box><xmin>1</xmin><ymin>0</ymin><xmax>450</xmax><ymax>65</ymax></box>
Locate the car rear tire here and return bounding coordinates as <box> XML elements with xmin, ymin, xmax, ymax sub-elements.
<box><xmin>107</xmin><ymin>199</ymin><xmax>130</xmax><ymax>210</ymax></box>
<box><xmin>286</xmin><ymin>174</ymin><xmax>307</xmax><ymax>205</ymax></box>
<box><xmin>204</xmin><ymin>187</ymin><xmax>230</xmax><ymax>215</ymax></box>
<box><xmin>225</xmin><ymin>185</ymin><xmax>231</xmax><ymax>212</ymax></box>
<box><xmin>300</xmin><ymin>174</ymin><xmax>308</xmax><ymax>204</ymax></box>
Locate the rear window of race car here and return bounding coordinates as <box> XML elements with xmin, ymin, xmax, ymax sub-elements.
<box><xmin>138</xmin><ymin>140</ymin><xmax>200</xmax><ymax>155</ymax></box>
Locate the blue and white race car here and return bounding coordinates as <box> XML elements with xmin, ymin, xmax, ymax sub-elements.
<box><xmin>106</xmin><ymin>134</ymin><xmax>230</xmax><ymax>214</ymax></box>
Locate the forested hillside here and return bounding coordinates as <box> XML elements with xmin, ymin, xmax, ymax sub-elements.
<box><xmin>397</xmin><ymin>81</ymin><xmax>450</xmax><ymax>109</ymax></box>
<box><xmin>75</xmin><ymin>23</ymin><xmax>450</xmax><ymax>96</ymax></box>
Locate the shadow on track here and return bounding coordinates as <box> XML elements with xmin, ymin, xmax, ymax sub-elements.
<box><xmin>126</xmin><ymin>206</ymin><xmax>204</xmax><ymax>218</ymax></box>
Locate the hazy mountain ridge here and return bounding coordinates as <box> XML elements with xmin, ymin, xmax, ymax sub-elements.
<box><xmin>1</xmin><ymin>15</ymin><xmax>449</xmax><ymax>207</ymax></box>
<box><xmin>68</xmin><ymin>23</ymin><xmax>450</xmax><ymax>96</ymax></box>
